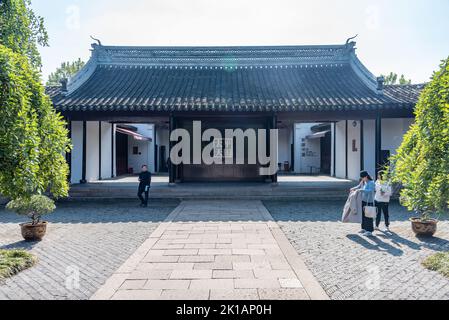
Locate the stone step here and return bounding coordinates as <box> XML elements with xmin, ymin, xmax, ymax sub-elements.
<box><xmin>67</xmin><ymin>190</ymin><xmax>350</xmax><ymax>201</ymax></box>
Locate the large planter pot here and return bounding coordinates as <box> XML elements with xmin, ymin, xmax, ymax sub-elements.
<box><xmin>410</xmin><ymin>218</ymin><xmax>438</xmax><ymax>237</ymax></box>
<box><xmin>20</xmin><ymin>222</ymin><xmax>48</xmax><ymax>241</ymax></box>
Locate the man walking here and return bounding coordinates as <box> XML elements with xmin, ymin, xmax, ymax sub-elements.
<box><xmin>138</xmin><ymin>165</ymin><xmax>151</xmax><ymax>207</ymax></box>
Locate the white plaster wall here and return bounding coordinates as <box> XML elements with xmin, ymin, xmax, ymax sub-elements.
<box><xmin>130</xmin><ymin>124</ymin><xmax>154</xmax><ymax>173</ymax></box>
<box><xmin>70</xmin><ymin>121</ymin><xmax>83</xmax><ymax>184</ymax></box>
<box><xmin>335</xmin><ymin>121</ymin><xmax>346</xmax><ymax>179</ymax></box>
<box><xmin>363</xmin><ymin>120</ymin><xmax>376</xmax><ymax>179</ymax></box>
<box><xmin>294</xmin><ymin>124</ymin><xmax>321</xmax><ymax>174</ymax></box>
<box><xmin>331</xmin><ymin>123</ymin><xmax>335</xmax><ymax>177</ymax></box>
<box><xmin>100</xmin><ymin>122</ymin><xmax>113</xmax><ymax>179</ymax></box>
<box><xmin>382</xmin><ymin>118</ymin><xmax>413</xmax><ymax>156</ymax></box>
<box><xmin>347</xmin><ymin>120</ymin><xmax>361</xmax><ymax>181</ymax></box>
<box><xmin>112</xmin><ymin>124</ymin><xmax>116</xmax><ymax>177</ymax></box>
<box><xmin>278</xmin><ymin>127</ymin><xmax>292</xmax><ymax>169</ymax></box>
<box><xmin>86</xmin><ymin>121</ymin><xmax>99</xmax><ymax>182</ymax></box>
<box><xmin>128</xmin><ymin>137</ymin><xmax>149</xmax><ymax>174</ymax></box>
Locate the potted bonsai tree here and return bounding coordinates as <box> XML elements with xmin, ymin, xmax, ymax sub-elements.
<box><xmin>389</xmin><ymin>58</ymin><xmax>449</xmax><ymax>237</ymax></box>
<box><xmin>6</xmin><ymin>195</ymin><xmax>56</xmax><ymax>241</ymax></box>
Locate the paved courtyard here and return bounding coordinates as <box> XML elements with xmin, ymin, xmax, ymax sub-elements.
<box><xmin>265</xmin><ymin>200</ymin><xmax>449</xmax><ymax>300</ymax></box>
<box><xmin>91</xmin><ymin>200</ymin><xmax>327</xmax><ymax>300</ymax></box>
<box><xmin>1</xmin><ymin>199</ymin><xmax>448</xmax><ymax>300</ymax></box>
<box><xmin>0</xmin><ymin>200</ymin><xmax>178</xmax><ymax>300</ymax></box>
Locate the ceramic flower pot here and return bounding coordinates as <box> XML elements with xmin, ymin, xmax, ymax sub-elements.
<box><xmin>20</xmin><ymin>222</ymin><xmax>48</xmax><ymax>241</ymax></box>
<box><xmin>410</xmin><ymin>217</ymin><xmax>437</xmax><ymax>237</ymax></box>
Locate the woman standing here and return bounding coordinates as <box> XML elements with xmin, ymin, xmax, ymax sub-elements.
<box><xmin>375</xmin><ymin>172</ymin><xmax>392</xmax><ymax>231</ymax></box>
<box><xmin>351</xmin><ymin>171</ymin><xmax>376</xmax><ymax>236</ymax></box>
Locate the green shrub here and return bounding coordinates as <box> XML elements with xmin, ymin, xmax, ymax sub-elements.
<box><xmin>390</xmin><ymin>58</ymin><xmax>449</xmax><ymax>219</ymax></box>
<box><xmin>422</xmin><ymin>252</ymin><xmax>449</xmax><ymax>278</ymax></box>
<box><xmin>0</xmin><ymin>249</ymin><xmax>37</xmax><ymax>279</ymax></box>
<box><xmin>6</xmin><ymin>195</ymin><xmax>55</xmax><ymax>224</ymax></box>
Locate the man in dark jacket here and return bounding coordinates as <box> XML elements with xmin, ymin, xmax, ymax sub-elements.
<box><xmin>138</xmin><ymin>165</ymin><xmax>151</xmax><ymax>207</ymax></box>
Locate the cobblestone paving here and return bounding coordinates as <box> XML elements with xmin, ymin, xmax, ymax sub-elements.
<box><xmin>0</xmin><ymin>200</ymin><xmax>178</xmax><ymax>300</ymax></box>
<box><xmin>264</xmin><ymin>200</ymin><xmax>449</xmax><ymax>300</ymax></box>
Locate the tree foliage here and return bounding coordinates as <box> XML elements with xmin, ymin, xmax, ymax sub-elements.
<box><xmin>0</xmin><ymin>45</ymin><xmax>71</xmax><ymax>200</ymax></box>
<box><xmin>47</xmin><ymin>58</ymin><xmax>85</xmax><ymax>86</ymax></box>
<box><xmin>0</xmin><ymin>0</ymin><xmax>49</xmax><ymax>69</ymax></box>
<box><xmin>382</xmin><ymin>72</ymin><xmax>412</xmax><ymax>85</ymax></box>
<box><xmin>390</xmin><ymin>58</ymin><xmax>449</xmax><ymax>217</ymax></box>
<box><xmin>7</xmin><ymin>194</ymin><xmax>55</xmax><ymax>224</ymax></box>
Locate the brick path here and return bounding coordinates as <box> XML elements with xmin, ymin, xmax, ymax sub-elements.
<box><xmin>265</xmin><ymin>200</ymin><xmax>449</xmax><ymax>300</ymax></box>
<box><xmin>0</xmin><ymin>200</ymin><xmax>177</xmax><ymax>300</ymax></box>
<box><xmin>92</xmin><ymin>200</ymin><xmax>327</xmax><ymax>300</ymax></box>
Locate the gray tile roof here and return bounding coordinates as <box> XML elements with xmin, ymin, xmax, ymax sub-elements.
<box><xmin>47</xmin><ymin>43</ymin><xmax>422</xmax><ymax>113</ymax></box>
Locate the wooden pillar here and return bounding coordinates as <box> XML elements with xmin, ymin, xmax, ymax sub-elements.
<box><xmin>375</xmin><ymin>114</ymin><xmax>382</xmax><ymax>178</ymax></box>
<box><xmin>332</xmin><ymin>122</ymin><xmax>336</xmax><ymax>177</ymax></box>
<box><xmin>98</xmin><ymin>121</ymin><xmax>102</xmax><ymax>180</ymax></box>
<box><xmin>80</xmin><ymin>121</ymin><xmax>87</xmax><ymax>184</ymax></box>
<box><xmin>345</xmin><ymin>120</ymin><xmax>348</xmax><ymax>179</ymax></box>
<box><xmin>271</xmin><ymin>114</ymin><xmax>278</xmax><ymax>184</ymax></box>
<box><xmin>169</xmin><ymin>114</ymin><xmax>175</xmax><ymax>185</ymax></box>
<box><xmin>66</xmin><ymin>119</ymin><xmax>72</xmax><ymax>182</ymax></box>
<box><xmin>111</xmin><ymin>123</ymin><xmax>115</xmax><ymax>178</ymax></box>
<box><xmin>360</xmin><ymin>120</ymin><xmax>364</xmax><ymax>172</ymax></box>
<box><xmin>291</xmin><ymin>123</ymin><xmax>295</xmax><ymax>173</ymax></box>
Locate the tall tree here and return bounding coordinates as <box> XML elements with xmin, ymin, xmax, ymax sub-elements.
<box><xmin>0</xmin><ymin>46</ymin><xmax>70</xmax><ymax>199</ymax></box>
<box><xmin>0</xmin><ymin>0</ymin><xmax>49</xmax><ymax>69</ymax></box>
<box><xmin>0</xmin><ymin>0</ymin><xmax>71</xmax><ymax>200</ymax></box>
<box><xmin>390</xmin><ymin>58</ymin><xmax>449</xmax><ymax>217</ymax></box>
<box><xmin>47</xmin><ymin>58</ymin><xmax>85</xmax><ymax>86</ymax></box>
<box><xmin>382</xmin><ymin>72</ymin><xmax>412</xmax><ymax>85</ymax></box>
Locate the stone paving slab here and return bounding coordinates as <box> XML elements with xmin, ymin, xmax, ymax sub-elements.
<box><xmin>91</xmin><ymin>200</ymin><xmax>328</xmax><ymax>300</ymax></box>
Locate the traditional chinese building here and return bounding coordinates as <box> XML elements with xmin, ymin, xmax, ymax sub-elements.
<box><xmin>47</xmin><ymin>41</ymin><xmax>423</xmax><ymax>184</ymax></box>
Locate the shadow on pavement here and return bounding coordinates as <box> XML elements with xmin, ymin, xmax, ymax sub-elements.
<box><xmin>346</xmin><ymin>234</ymin><xmax>404</xmax><ymax>256</ymax></box>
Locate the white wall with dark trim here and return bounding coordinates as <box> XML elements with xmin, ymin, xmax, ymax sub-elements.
<box><xmin>70</xmin><ymin>121</ymin><xmax>83</xmax><ymax>184</ymax></box>
<box><xmin>100</xmin><ymin>122</ymin><xmax>113</xmax><ymax>179</ymax></box>
<box><xmin>86</xmin><ymin>122</ymin><xmax>99</xmax><ymax>182</ymax></box>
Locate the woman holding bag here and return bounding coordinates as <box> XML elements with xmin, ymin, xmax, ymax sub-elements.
<box><xmin>350</xmin><ymin>171</ymin><xmax>376</xmax><ymax>236</ymax></box>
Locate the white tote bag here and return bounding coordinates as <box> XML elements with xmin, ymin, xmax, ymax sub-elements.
<box><xmin>364</xmin><ymin>193</ymin><xmax>377</xmax><ymax>219</ymax></box>
<box><xmin>364</xmin><ymin>205</ymin><xmax>377</xmax><ymax>218</ymax></box>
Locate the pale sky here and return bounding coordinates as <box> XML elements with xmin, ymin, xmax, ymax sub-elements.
<box><xmin>32</xmin><ymin>0</ymin><xmax>449</xmax><ymax>83</ymax></box>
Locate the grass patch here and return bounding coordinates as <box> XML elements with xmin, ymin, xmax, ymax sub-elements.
<box><xmin>422</xmin><ymin>252</ymin><xmax>449</xmax><ymax>278</ymax></box>
<box><xmin>0</xmin><ymin>249</ymin><xmax>37</xmax><ymax>280</ymax></box>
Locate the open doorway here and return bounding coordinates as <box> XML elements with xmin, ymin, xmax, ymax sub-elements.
<box><xmin>115</xmin><ymin>124</ymin><xmax>153</xmax><ymax>176</ymax></box>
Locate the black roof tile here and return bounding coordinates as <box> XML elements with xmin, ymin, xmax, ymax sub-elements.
<box><xmin>46</xmin><ymin>44</ymin><xmax>422</xmax><ymax>113</ymax></box>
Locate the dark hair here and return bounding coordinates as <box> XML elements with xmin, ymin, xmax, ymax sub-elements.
<box><xmin>360</xmin><ymin>170</ymin><xmax>373</xmax><ymax>181</ymax></box>
<box><xmin>142</xmin><ymin>165</ymin><xmax>148</xmax><ymax>168</ymax></box>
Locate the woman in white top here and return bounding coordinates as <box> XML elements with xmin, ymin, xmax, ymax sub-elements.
<box><xmin>374</xmin><ymin>172</ymin><xmax>392</xmax><ymax>231</ymax></box>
